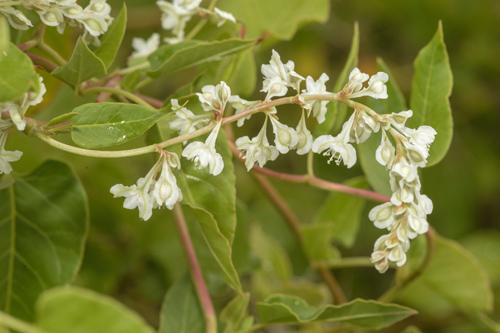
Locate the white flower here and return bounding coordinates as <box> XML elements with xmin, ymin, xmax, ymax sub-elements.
<box><xmin>349</xmin><ymin>111</ymin><xmax>380</xmax><ymax>143</ymax></box>
<box><xmin>383</xmin><ymin>110</ymin><xmax>413</xmax><ymax>129</ymax></box>
<box><xmin>301</xmin><ymin>73</ymin><xmax>330</xmax><ymax>124</ymax></box>
<box><xmin>157</xmin><ymin>0</ymin><xmax>201</xmax><ymax>43</ymax></box>
<box><xmin>0</xmin><ymin>7</ymin><xmax>33</xmax><ymax>30</ymax></box>
<box><xmin>375</xmin><ymin>131</ymin><xmax>395</xmax><ymax>167</ymax></box>
<box><xmin>152</xmin><ymin>154</ymin><xmax>182</xmax><ymax>209</ymax></box>
<box><xmin>110</xmin><ymin>152</ymin><xmax>183</xmax><ymax>220</ymax></box>
<box><xmin>130</xmin><ymin>33</ymin><xmax>160</xmax><ymax>60</ymax></box>
<box><xmin>169</xmin><ymin>99</ymin><xmax>210</xmax><ymax>137</ymax></box>
<box><xmin>369</xmin><ymin>202</ymin><xmax>395</xmax><ymax>230</ymax></box>
<box><xmin>197</xmin><ymin>81</ymin><xmax>231</xmax><ymax>113</ymax></box>
<box><xmin>213</xmin><ymin>8</ymin><xmax>236</xmax><ymax>26</ymax></box>
<box><xmin>0</xmin><ymin>132</ymin><xmax>22</xmax><ymax>175</ymax></box>
<box><xmin>182</xmin><ymin>121</ymin><xmax>224</xmax><ymax>176</ymax></box>
<box><xmin>295</xmin><ymin>112</ymin><xmax>313</xmax><ymax>155</ymax></box>
<box><xmin>391</xmin><ymin>159</ymin><xmax>418</xmax><ymax>182</ymax></box>
<box><xmin>269</xmin><ymin>116</ymin><xmax>298</xmax><ymax>154</ymax></box>
<box><xmin>235</xmin><ymin>118</ymin><xmax>279</xmax><ymax>170</ymax></box>
<box><xmin>261</xmin><ymin>50</ymin><xmax>304</xmax><ymax>100</ymax></box>
<box><xmin>79</xmin><ymin>0</ymin><xmax>113</xmax><ymax>37</ymax></box>
<box><xmin>344</xmin><ymin>68</ymin><xmax>388</xmax><ymax>100</ymax></box>
<box><xmin>2</xmin><ymin>103</ymin><xmax>25</xmax><ymax>131</ymax></box>
<box><xmin>312</xmin><ymin>115</ymin><xmax>357</xmax><ymax>168</ymax></box>
<box><xmin>228</xmin><ymin>96</ymin><xmax>259</xmax><ymax>127</ymax></box>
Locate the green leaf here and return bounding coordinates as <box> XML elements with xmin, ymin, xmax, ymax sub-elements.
<box><xmin>218</xmin><ymin>0</ymin><xmax>329</xmax><ymax>40</ymax></box>
<box><xmin>0</xmin><ymin>43</ymin><xmax>36</xmax><ymax>103</ymax></box>
<box><xmin>71</xmin><ymin>103</ymin><xmax>164</xmax><ymax>149</ymax></box>
<box><xmin>462</xmin><ymin>231</ymin><xmax>500</xmax><ymax>284</ymax></box>
<box><xmin>95</xmin><ymin>4</ymin><xmax>127</xmax><ymax>69</ymax></box>
<box><xmin>0</xmin><ymin>16</ymin><xmax>9</xmax><ymax>53</ymax></box>
<box><xmin>159</xmin><ymin>277</ymin><xmax>204</xmax><ymax>333</ymax></box>
<box><xmin>53</xmin><ymin>38</ymin><xmax>107</xmax><ymax>87</ymax></box>
<box><xmin>409</xmin><ymin>22</ymin><xmax>453</xmax><ymax>166</ymax></box>
<box><xmin>301</xmin><ymin>224</ymin><xmax>340</xmax><ymax>262</ymax></box>
<box><xmin>313</xmin><ymin>177</ymin><xmax>367</xmax><ymax>247</ymax></box>
<box><xmin>314</xmin><ymin>23</ymin><xmax>359</xmax><ymax>135</ymax></box>
<box><xmin>358</xmin><ymin>58</ymin><xmax>407</xmax><ymax>195</ymax></box>
<box><xmin>36</xmin><ymin>286</ymin><xmax>154</xmax><ymax>333</ymax></box>
<box><xmin>176</xmin><ymin>131</ymin><xmax>242</xmax><ymax>291</ymax></box>
<box><xmin>395</xmin><ymin>235</ymin><xmax>493</xmax><ymax>315</ymax></box>
<box><xmin>257</xmin><ymin>294</ymin><xmax>416</xmax><ymax>330</ymax></box>
<box><xmin>220</xmin><ymin>293</ymin><xmax>252</xmax><ymax>333</ymax></box>
<box><xmin>0</xmin><ymin>160</ymin><xmax>88</xmax><ymax>320</ymax></box>
<box><xmin>402</xmin><ymin>326</ymin><xmax>423</xmax><ymax>333</ymax></box>
<box><xmin>149</xmin><ymin>39</ymin><xmax>255</xmax><ymax>75</ymax></box>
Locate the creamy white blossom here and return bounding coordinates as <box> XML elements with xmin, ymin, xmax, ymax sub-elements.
<box><xmin>343</xmin><ymin>68</ymin><xmax>388</xmax><ymax>100</ymax></box>
<box><xmin>169</xmin><ymin>99</ymin><xmax>210</xmax><ymax>137</ymax></box>
<box><xmin>349</xmin><ymin>111</ymin><xmax>380</xmax><ymax>143</ymax></box>
<box><xmin>261</xmin><ymin>50</ymin><xmax>304</xmax><ymax>100</ymax></box>
<box><xmin>228</xmin><ymin>96</ymin><xmax>259</xmax><ymax>127</ymax></box>
<box><xmin>157</xmin><ymin>0</ymin><xmax>199</xmax><ymax>43</ymax></box>
<box><xmin>182</xmin><ymin>121</ymin><xmax>224</xmax><ymax>176</ymax></box>
<box><xmin>129</xmin><ymin>33</ymin><xmax>160</xmax><ymax>60</ymax></box>
<box><xmin>110</xmin><ymin>152</ymin><xmax>182</xmax><ymax>221</ymax></box>
<box><xmin>0</xmin><ymin>132</ymin><xmax>22</xmax><ymax>175</ymax></box>
<box><xmin>295</xmin><ymin>111</ymin><xmax>313</xmax><ymax>155</ymax></box>
<box><xmin>0</xmin><ymin>0</ymin><xmax>113</xmax><ymax>37</ymax></box>
<box><xmin>312</xmin><ymin>115</ymin><xmax>357</xmax><ymax>168</ymax></box>
<box><xmin>213</xmin><ymin>8</ymin><xmax>236</xmax><ymax>26</ymax></box>
<box><xmin>235</xmin><ymin>118</ymin><xmax>279</xmax><ymax>170</ymax></box>
<box><xmin>197</xmin><ymin>81</ymin><xmax>231</xmax><ymax>113</ymax></box>
<box><xmin>301</xmin><ymin>73</ymin><xmax>330</xmax><ymax>123</ymax></box>
<box><xmin>269</xmin><ymin>116</ymin><xmax>298</xmax><ymax>154</ymax></box>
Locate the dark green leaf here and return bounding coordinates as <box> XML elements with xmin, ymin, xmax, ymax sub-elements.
<box><xmin>159</xmin><ymin>277</ymin><xmax>204</xmax><ymax>333</ymax></box>
<box><xmin>257</xmin><ymin>294</ymin><xmax>416</xmax><ymax>329</ymax></box>
<box><xmin>0</xmin><ymin>43</ymin><xmax>36</xmax><ymax>102</ymax></box>
<box><xmin>0</xmin><ymin>160</ymin><xmax>88</xmax><ymax>320</ymax></box>
<box><xmin>409</xmin><ymin>22</ymin><xmax>453</xmax><ymax>166</ymax></box>
<box><xmin>95</xmin><ymin>4</ymin><xmax>127</xmax><ymax>69</ymax></box>
<box><xmin>149</xmin><ymin>39</ymin><xmax>255</xmax><ymax>75</ymax></box>
<box><xmin>218</xmin><ymin>0</ymin><xmax>330</xmax><ymax>40</ymax></box>
<box><xmin>53</xmin><ymin>38</ymin><xmax>106</xmax><ymax>87</ymax></box>
<box><xmin>71</xmin><ymin>103</ymin><xmax>164</xmax><ymax>148</ymax></box>
<box><xmin>175</xmin><ymin>131</ymin><xmax>241</xmax><ymax>291</ymax></box>
<box><xmin>36</xmin><ymin>286</ymin><xmax>154</xmax><ymax>333</ymax></box>
<box><xmin>314</xmin><ymin>23</ymin><xmax>358</xmax><ymax>135</ymax></box>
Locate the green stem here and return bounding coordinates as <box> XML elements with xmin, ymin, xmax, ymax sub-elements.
<box><xmin>306</xmin><ymin>151</ymin><xmax>315</xmax><ymax>177</ymax></box>
<box><xmin>37</xmin><ymin>41</ymin><xmax>66</xmax><ymax>66</ymax></box>
<box><xmin>185</xmin><ymin>0</ymin><xmax>218</xmax><ymax>40</ymax></box>
<box><xmin>0</xmin><ymin>312</ymin><xmax>42</xmax><ymax>333</ymax></box>
<box><xmin>113</xmin><ymin>62</ymin><xmax>150</xmax><ymax>76</ymax></box>
<box><xmin>81</xmin><ymin>86</ymin><xmax>154</xmax><ymax>108</ymax></box>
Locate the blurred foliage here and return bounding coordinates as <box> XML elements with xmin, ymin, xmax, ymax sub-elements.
<box><xmin>2</xmin><ymin>0</ymin><xmax>499</xmax><ymax>332</ymax></box>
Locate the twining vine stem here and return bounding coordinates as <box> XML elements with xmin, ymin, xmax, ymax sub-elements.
<box><xmin>173</xmin><ymin>204</ymin><xmax>217</xmax><ymax>333</ymax></box>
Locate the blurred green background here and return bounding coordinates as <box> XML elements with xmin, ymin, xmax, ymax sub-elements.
<box><xmin>9</xmin><ymin>0</ymin><xmax>500</xmax><ymax>332</ymax></box>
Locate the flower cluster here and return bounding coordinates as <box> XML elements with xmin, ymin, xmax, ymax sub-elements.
<box><xmin>128</xmin><ymin>33</ymin><xmax>161</xmax><ymax>64</ymax></box>
<box><xmin>0</xmin><ymin>0</ymin><xmax>113</xmax><ymax>37</ymax></box>
<box><xmin>157</xmin><ymin>0</ymin><xmax>235</xmax><ymax>44</ymax></box>
<box><xmin>0</xmin><ymin>74</ymin><xmax>46</xmax><ymax>175</ymax></box>
<box><xmin>369</xmin><ymin>111</ymin><xmax>436</xmax><ymax>273</ymax></box>
<box><xmin>111</xmin><ymin>152</ymin><xmax>183</xmax><ymax>221</ymax></box>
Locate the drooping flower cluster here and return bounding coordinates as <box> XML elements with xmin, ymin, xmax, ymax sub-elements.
<box><xmin>369</xmin><ymin>111</ymin><xmax>436</xmax><ymax>273</ymax></box>
<box><xmin>156</xmin><ymin>0</ymin><xmax>235</xmax><ymax>44</ymax></box>
<box><xmin>0</xmin><ymin>74</ymin><xmax>46</xmax><ymax>175</ymax></box>
<box><xmin>111</xmin><ymin>152</ymin><xmax>183</xmax><ymax>221</ymax></box>
<box><xmin>0</xmin><ymin>0</ymin><xmax>113</xmax><ymax>37</ymax></box>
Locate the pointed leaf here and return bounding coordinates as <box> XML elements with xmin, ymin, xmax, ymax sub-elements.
<box><xmin>53</xmin><ymin>38</ymin><xmax>107</xmax><ymax>87</ymax></box>
<box><xmin>409</xmin><ymin>22</ymin><xmax>453</xmax><ymax>166</ymax></box>
<box><xmin>71</xmin><ymin>103</ymin><xmax>164</xmax><ymax>148</ymax></box>
<box><xmin>149</xmin><ymin>39</ymin><xmax>255</xmax><ymax>75</ymax></box>
<box><xmin>159</xmin><ymin>277</ymin><xmax>204</xmax><ymax>333</ymax></box>
<box><xmin>257</xmin><ymin>294</ymin><xmax>416</xmax><ymax>330</ymax></box>
<box><xmin>95</xmin><ymin>4</ymin><xmax>127</xmax><ymax>69</ymax></box>
<box><xmin>0</xmin><ymin>160</ymin><xmax>88</xmax><ymax>320</ymax></box>
<box><xmin>395</xmin><ymin>235</ymin><xmax>493</xmax><ymax>314</ymax></box>
<box><xmin>36</xmin><ymin>286</ymin><xmax>154</xmax><ymax>333</ymax></box>
<box><xmin>220</xmin><ymin>293</ymin><xmax>252</xmax><ymax>333</ymax></box>
<box><xmin>0</xmin><ymin>43</ymin><xmax>36</xmax><ymax>102</ymax></box>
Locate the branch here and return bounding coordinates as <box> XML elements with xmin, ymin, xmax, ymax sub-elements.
<box><xmin>173</xmin><ymin>204</ymin><xmax>217</xmax><ymax>333</ymax></box>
